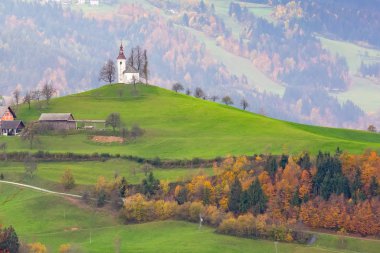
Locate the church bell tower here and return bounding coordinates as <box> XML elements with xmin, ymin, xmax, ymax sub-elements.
<box><xmin>117</xmin><ymin>43</ymin><xmax>127</xmax><ymax>83</ymax></box>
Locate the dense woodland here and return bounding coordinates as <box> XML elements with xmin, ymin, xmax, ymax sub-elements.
<box><xmin>72</xmin><ymin>150</ymin><xmax>380</xmax><ymax>241</ymax></box>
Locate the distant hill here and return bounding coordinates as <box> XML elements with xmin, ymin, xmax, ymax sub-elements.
<box><xmin>5</xmin><ymin>83</ymin><xmax>380</xmax><ymax>159</ymax></box>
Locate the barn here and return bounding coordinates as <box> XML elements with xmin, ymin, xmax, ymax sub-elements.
<box><xmin>0</xmin><ymin>106</ymin><xmax>25</xmax><ymax>136</ymax></box>
<box><xmin>38</xmin><ymin>113</ymin><xmax>77</xmax><ymax>130</ymax></box>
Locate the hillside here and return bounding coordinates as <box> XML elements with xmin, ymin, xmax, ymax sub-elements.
<box><xmin>3</xmin><ymin>83</ymin><xmax>379</xmax><ymax>159</ymax></box>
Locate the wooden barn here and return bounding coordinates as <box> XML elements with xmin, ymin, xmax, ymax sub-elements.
<box><xmin>38</xmin><ymin>113</ymin><xmax>77</xmax><ymax>130</ymax></box>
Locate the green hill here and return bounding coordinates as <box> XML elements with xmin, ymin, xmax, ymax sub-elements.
<box><xmin>3</xmin><ymin>83</ymin><xmax>380</xmax><ymax>159</ymax></box>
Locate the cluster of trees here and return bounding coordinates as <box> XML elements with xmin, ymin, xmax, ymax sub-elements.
<box><xmin>0</xmin><ymin>226</ymin><xmax>19</xmax><ymax>253</ymax></box>
<box><xmin>105</xmin><ymin>112</ymin><xmax>145</xmax><ymax>140</ymax></box>
<box><xmin>117</xmin><ymin>150</ymin><xmax>380</xmax><ymax>238</ymax></box>
<box><xmin>172</xmin><ymin>83</ymin><xmax>249</xmax><ymax>110</ymax></box>
<box><xmin>13</xmin><ymin>82</ymin><xmax>56</xmax><ymax>110</ymax></box>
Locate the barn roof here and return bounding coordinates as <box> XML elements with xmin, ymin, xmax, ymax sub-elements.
<box><xmin>0</xmin><ymin>106</ymin><xmax>16</xmax><ymax>118</ymax></box>
<box><xmin>1</xmin><ymin>120</ymin><xmax>24</xmax><ymax>130</ymax></box>
<box><xmin>39</xmin><ymin>113</ymin><xmax>75</xmax><ymax>121</ymax></box>
<box><xmin>123</xmin><ymin>65</ymin><xmax>139</xmax><ymax>74</ymax></box>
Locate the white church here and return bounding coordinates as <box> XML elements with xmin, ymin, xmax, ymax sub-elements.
<box><xmin>117</xmin><ymin>43</ymin><xmax>140</xmax><ymax>84</ymax></box>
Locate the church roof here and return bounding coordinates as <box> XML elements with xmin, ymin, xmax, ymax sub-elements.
<box><xmin>123</xmin><ymin>65</ymin><xmax>139</xmax><ymax>74</ymax></box>
<box><xmin>117</xmin><ymin>43</ymin><xmax>126</xmax><ymax>60</ymax></box>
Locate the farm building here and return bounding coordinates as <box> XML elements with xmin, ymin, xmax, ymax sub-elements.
<box><xmin>39</xmin><ymin>113</ymin><xmax>77</xmax><ymax>130</ymax></box>
<box><xmin>0</xmin><ymin>106</ymin><xmax>25</xmax><ymax>136</ymax></box>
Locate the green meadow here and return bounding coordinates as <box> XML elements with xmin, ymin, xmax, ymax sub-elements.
<box><xmin>1</xmin><ymin>84</ymin><xmax>379</xmax><ymax>159</ymax></box>
<box><xmin>1</xmin><ymin>183</ymin><xmax>379</xmax><ymax>253</ymax></box>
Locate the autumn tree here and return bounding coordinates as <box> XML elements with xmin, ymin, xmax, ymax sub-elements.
<box><xmin>106</xmin><ymin>113</ymin><xmax>122</xmax><ymax>133</ymax></box>
<box><xmin>222</xmin><ymin>96</ymin><xmax>233</xmax><ymax>105</ymax></box>
<box><xmin>99</xmin><ymin>59</ymin><xmax>116</xmax><ymax>84</ymax></box>
<box><xmin>172</xmin><ymin>83</ymin><xmax>184</xmax><ymax>93</ymax></box>
<box><xmin>240</xmin><ymin>98</ymin><xmax>249</xmax><ymax>110</ymax></box>
<box><xmin>28</xmin><ymin>242</ymin><xmax>47</xmax><ymax>253</ymax></box>
<box><xmin>61</xmin><ymin>169</ymin><xmax>75</xmax><ymax>190</ymax></box>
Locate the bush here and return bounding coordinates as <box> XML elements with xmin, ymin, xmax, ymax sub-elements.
<box><xmin>61</xmin><ymin>169</ymin><xmax>75</xmax><ymax>190</ymax></box>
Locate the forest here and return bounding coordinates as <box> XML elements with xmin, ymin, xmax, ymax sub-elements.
<box><xmin>81</xmin><ymin>149</ymin><xmax>380</xmax><ymax>242</ymax></box>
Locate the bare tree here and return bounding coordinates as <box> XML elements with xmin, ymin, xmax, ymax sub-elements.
<box><xmin>31</xmin><ymin>89</ymin><xmax>42</xmax><ymax>109</ymax></box>
<box><xmin>21</xmin><ymin>122</ymin><xmax>40</xmax><ymax>149</ymax></box>
<box><xmin>24</xmin><ymin>156</ymin><xmax>38</xmax><ymax>178</ymax></box>
<box><xmin>194</xmin><ymin>87</ymin><xmax>205</xmax><ymax>99</ymax></box>
<box><xmin>186</xmin><ymin>88</ymin><xmax>191</xmax><ymax>95</ymax></box>
<box><xmin>210</xmin><ymin>95</ymin><xmax>219</xmax><ymax>102</ymax></box>
<box><xmin>99</xmin><ymin>59</ymin><xmax>116</xmax><ymax>84</ymax></box>
<box><xmin>172</xmin><ymin>83</ymin><xmax>184</xmax><ymax>93</ymax></box>
<box><xmin>13</xmin><ymin>88</ymin><xmax>21</xmax><ymax>109</ymax></box>
<box><xmin>23</xmin><ymin>91</ymin><xmax>32</xmax><ymax>110</ymax></box>
<box><xmin>222</xmin><ymin>96</ymin><xmax>233</xmax><ymax>105</ymax></box>
<box><xmin>136</xmin><ymin>46</ymin><xmax>142</xmax><ymax>72</ymax></box>
<box><xmin>368</xmin><ymin>125</ymin><xmax>377</xmax><ymax>133</ymax></box>
<box><xmin>128</xmin><ymin>48</ymin><xmax>135</xmax><ymax>68</ymax></box>
<box><xmin>41</xmin><ymin>82</ymin><xmax>57</xmax><ymax>105</ymax></box>
<box><xmin>241</xmin><ymin>99</ymin><xmax>249</xmax><ymax>110</ymax></box>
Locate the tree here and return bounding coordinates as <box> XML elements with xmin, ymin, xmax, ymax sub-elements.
<box><xmin>240</xmin><ymin>98</ymin><xmax>249</xmax><ymax>110</ymax></box>
<box><xmin>265</xmin><ymin>155</ymin><xmax>278</xmax><ymax>181</ymax></box>
<box><xmin>369</xmin><ymin>176</ymin><xmax>379</xmax><ymax>197</ymax></box>
<box><xmin>368</xmin><ymin>125</ymin><xmax>377</xmax><ymax>132</ymax></box>
<box><xmin>61</xmin><ymin>169</ymin><xmax>75</xmax><ymax>190</ymax></box>
<box><xmin>222</xmin><ymin>96</ymin><xmax>233</xmax><ymax>105</ymax></box>
<box><xmin>23</xmin><ymin>91</ymin><xmax>32</xmax><ymax>109</ymax></box>
<box><xmin>0</xmin><ymin>226</ymin><xmax>19</xmax><ymax>253</ymax></box>
<box><xmin>172</xmin><ymin>83</ymin><xmax>184</xmax><ymax>93</ymax></box>
<box><xmin>13</xmin><ymin>88</ymin><xmax>21</xmax><ymax>109</ymax></box>
<box><xmin>28</xmin><ymin>242</ymin><xmax>47</xmax><ymax>253</ymax></box>
<box><xmin>41</xmin><ymin>81</ymin><xmax>57</xmax><ymax>105</ymax></box>
<box><xmin>228</xmin><ymin>177</ymin><xmax>242</xmax><ymax>213</ymax></box>
<box><xmin>31</xmin><ymin>89</ymin><xmax>42</xmax><ymax>108</ymax></box>
<box><xmin>97</xmin><ymin>189</ymin><xmax>107</xmax><ymax>207</ymax></box>
<box><xmin>141</xmin><ymin>172</ymin><xmax>160</xmax><ymax>198</ymax></box>
<box><xmin>130</xmin><ymin>124</ymin><xmax>144</xmax><ymax>139</ymax></box>
<box><xmin>186</xmin><ymin>89</ymin><xmax>191</xmax><ymax>95</ymax></box>
<box><xmin>194</xmin><ymin>87</ymin><xmax>205</xmax><ymax>99</ymax></box>
<box><xmin>99</xmin><ymin>59</ymin><xmax>116</xmax><ymax>84</ymax></box>
<box><xmin>142</xmin><ymin>50</ymin><xmax>149</xmax><ymax>85</ymax></box>
<box><xmin>21</xmin><ymin>122</ymin><xmax>39</xmax><ymax>149</ymax></box>
<box><xmin>210</xmin><ymin>95</ymin><xmax>219</xmax><ymax>102</ymax></box>
<box><xmin>24</xmin><ymin>156</ymin><xmax>38</xmax><ymax>178</ymax></box>
<box><xmin>106</xmin><ymin>113</ymin><xmax>122</xmax><ymax>133</ymax></box>
<box><xmin>247</xmin><ymin>178</ymin><xmax>267</xmax><ymax>214</ymax></box>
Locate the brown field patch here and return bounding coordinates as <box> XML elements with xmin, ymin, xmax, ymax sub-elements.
<box><xmin>91</xmin><ymin>136</ymin><xmax>125</xmax><ymax>143</ymax></box>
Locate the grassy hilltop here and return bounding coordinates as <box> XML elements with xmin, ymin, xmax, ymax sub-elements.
<box><xmin>4</xmin><ymin>83</ymin><xmax>379</xmax><ymax>159</ymax></box>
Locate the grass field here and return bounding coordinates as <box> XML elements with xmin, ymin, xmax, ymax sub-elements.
<box><xmin>0</xmin><ymin>160</ymin><xmax>212</xmax><ymax>192</ymax></box>
<box><xmin>2</xmin><ymin>84</ymin><xmax>379</xmax><ymax>159</ymax></box>
<box><xmin>1</xmin><ymin>183</ymin><xmax>380</xmax><ymax>253</ymax></box>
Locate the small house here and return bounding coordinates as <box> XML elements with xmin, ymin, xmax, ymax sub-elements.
<box><xmin>39</xmin><ymin>113</ymin><xmax>77</xmax><ymax>130</ymax></box>
<box><xmin>1</xmin><ymin>120</ymin><xmax>25</xmax><ymax>136</ymax></box>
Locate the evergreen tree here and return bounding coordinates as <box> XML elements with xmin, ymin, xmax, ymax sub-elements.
<box><xmin>297</xmin><ymin>152</ymin><xmax>312</xmax><ymax>170</ymax></box>
<box><xmin>142</xmin><ymin>172</ymin><xmax>160</xmax><ymax>198</ymax></box>
<box><xmin>228</xmin><ymin>177</ymin><xmax>242</xmax><ymax>213</ymax></box>
<box><xmin>175</xmin><ymin>186</ymin><xmax>188</xmax><ymax>205</ymax></box>
<box><xmin>279</xmin><ymin>154</ymin><xmax>289</xmax><ymax>169</ymax></box>
<box><xmin>265</xmin><ymin>155</ymin><xmax>278</xmax><ymax>181</ymax></box>
<box><xmin>0</xmin><ymin>226</ymin><xmax>19</xmax><ymax>253</ymax></box>
<box><xmin>239</xmin><ymin>190</ymin><xmax>250</xmax><ymax>213</ymax></box>
<box><xmin>369</xmin><ymin>176</ymin><xmax>379</xmax><ymax>197</ymax></box>
<box><xmin>290</xmin><ymin>186</ymin><xmax>301</xmax><ymax>206</ymax></box>
<box><xmin>247</xmin><ymin>178</ymin><xmax>268</xmax><ymax>214</ymax></box>
<box><xmin>119</xmin><ymin>177</ymin><xmax>127</xmax><ymax>197</ymax></box>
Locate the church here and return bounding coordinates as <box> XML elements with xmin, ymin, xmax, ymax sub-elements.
<box><xmin>117</xmin><ymin>43</ymin><xmax>140</xmax><ymax>84</ymax></box>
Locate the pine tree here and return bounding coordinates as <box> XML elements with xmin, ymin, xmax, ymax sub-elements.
<box><xmin>239</xmin><ymin>190</ymin><xmax>250</xmax><ymax>213</ymax></box>
<box><xmin>228</xmin><ymin>177</ymin><xmax>242</xmax><ymax>213</ymax></box>
<box><xmin>369</xmin><ymin>176</ymin><xmax>379</xmax><ymax>197</ymax></box>
<box><xmin>248</xmin><ymin>178</ymin><xmax>268</xmax><ymax>214</ymax></box>
<box><xmin>265</xmin><ymin>155</ymin><xmax>278</xmax><ymax>181</ymax></box>
<box><xmin>291</xmin><ymin>186</ymin><xmax>301</xmax><ymax>206</ymax></box>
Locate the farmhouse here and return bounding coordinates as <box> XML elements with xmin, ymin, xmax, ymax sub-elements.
<box><xmin>39</xmin><ymin>113</ymin><xmax>77</xmax><ymax>130</ymax></box>
<box><xmin>0</xmin><ymin>106</ymin><xmax>25</xmax><ymax>136</ymax></box>
<box><xmin>117</xmin><ymin>43</ymin><xmax>140</xmax><ymax>84</ymax></box>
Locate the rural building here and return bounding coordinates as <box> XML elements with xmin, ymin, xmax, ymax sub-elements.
<box><xmin>39</xmin><ymin>113</ymin><xmax>77</xmax><ymax>130</ymax></box>
<box><xmin>0</xmin><ymin>106</ymin><xmax>25</xmax><ymax>136</ymax></box>
<box><xmin>117</xmin><ymin>43</ymin><xmax>140</xmax><ymax>84</ymax></box>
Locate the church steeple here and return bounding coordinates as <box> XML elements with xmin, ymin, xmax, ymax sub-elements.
<box><xmin>117</xmin><ymin>42</ymin><xmax>126</xmax><ymax>60</ymax></box>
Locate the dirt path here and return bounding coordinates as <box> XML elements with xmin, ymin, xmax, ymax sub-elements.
<box><xmin>0</xmin><ymin>180</ymin><xmax>81</xmax><ymax>198</ymax></box>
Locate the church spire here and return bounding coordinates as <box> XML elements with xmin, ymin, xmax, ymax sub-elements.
<box><xmin>117</xmin><ymin>42</ymin><xmax>126</xmax><ymax>60</ymax></box>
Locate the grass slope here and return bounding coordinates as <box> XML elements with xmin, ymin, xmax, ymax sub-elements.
<box><xmin>3</xmin><ymin>84</ymin><xmax>380</xmax><ymax>159</ymax></box>
<box><xmin>1</xmin><ymin>184</ymin><xmax>379</xmax><ymax>253</ymax></box>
